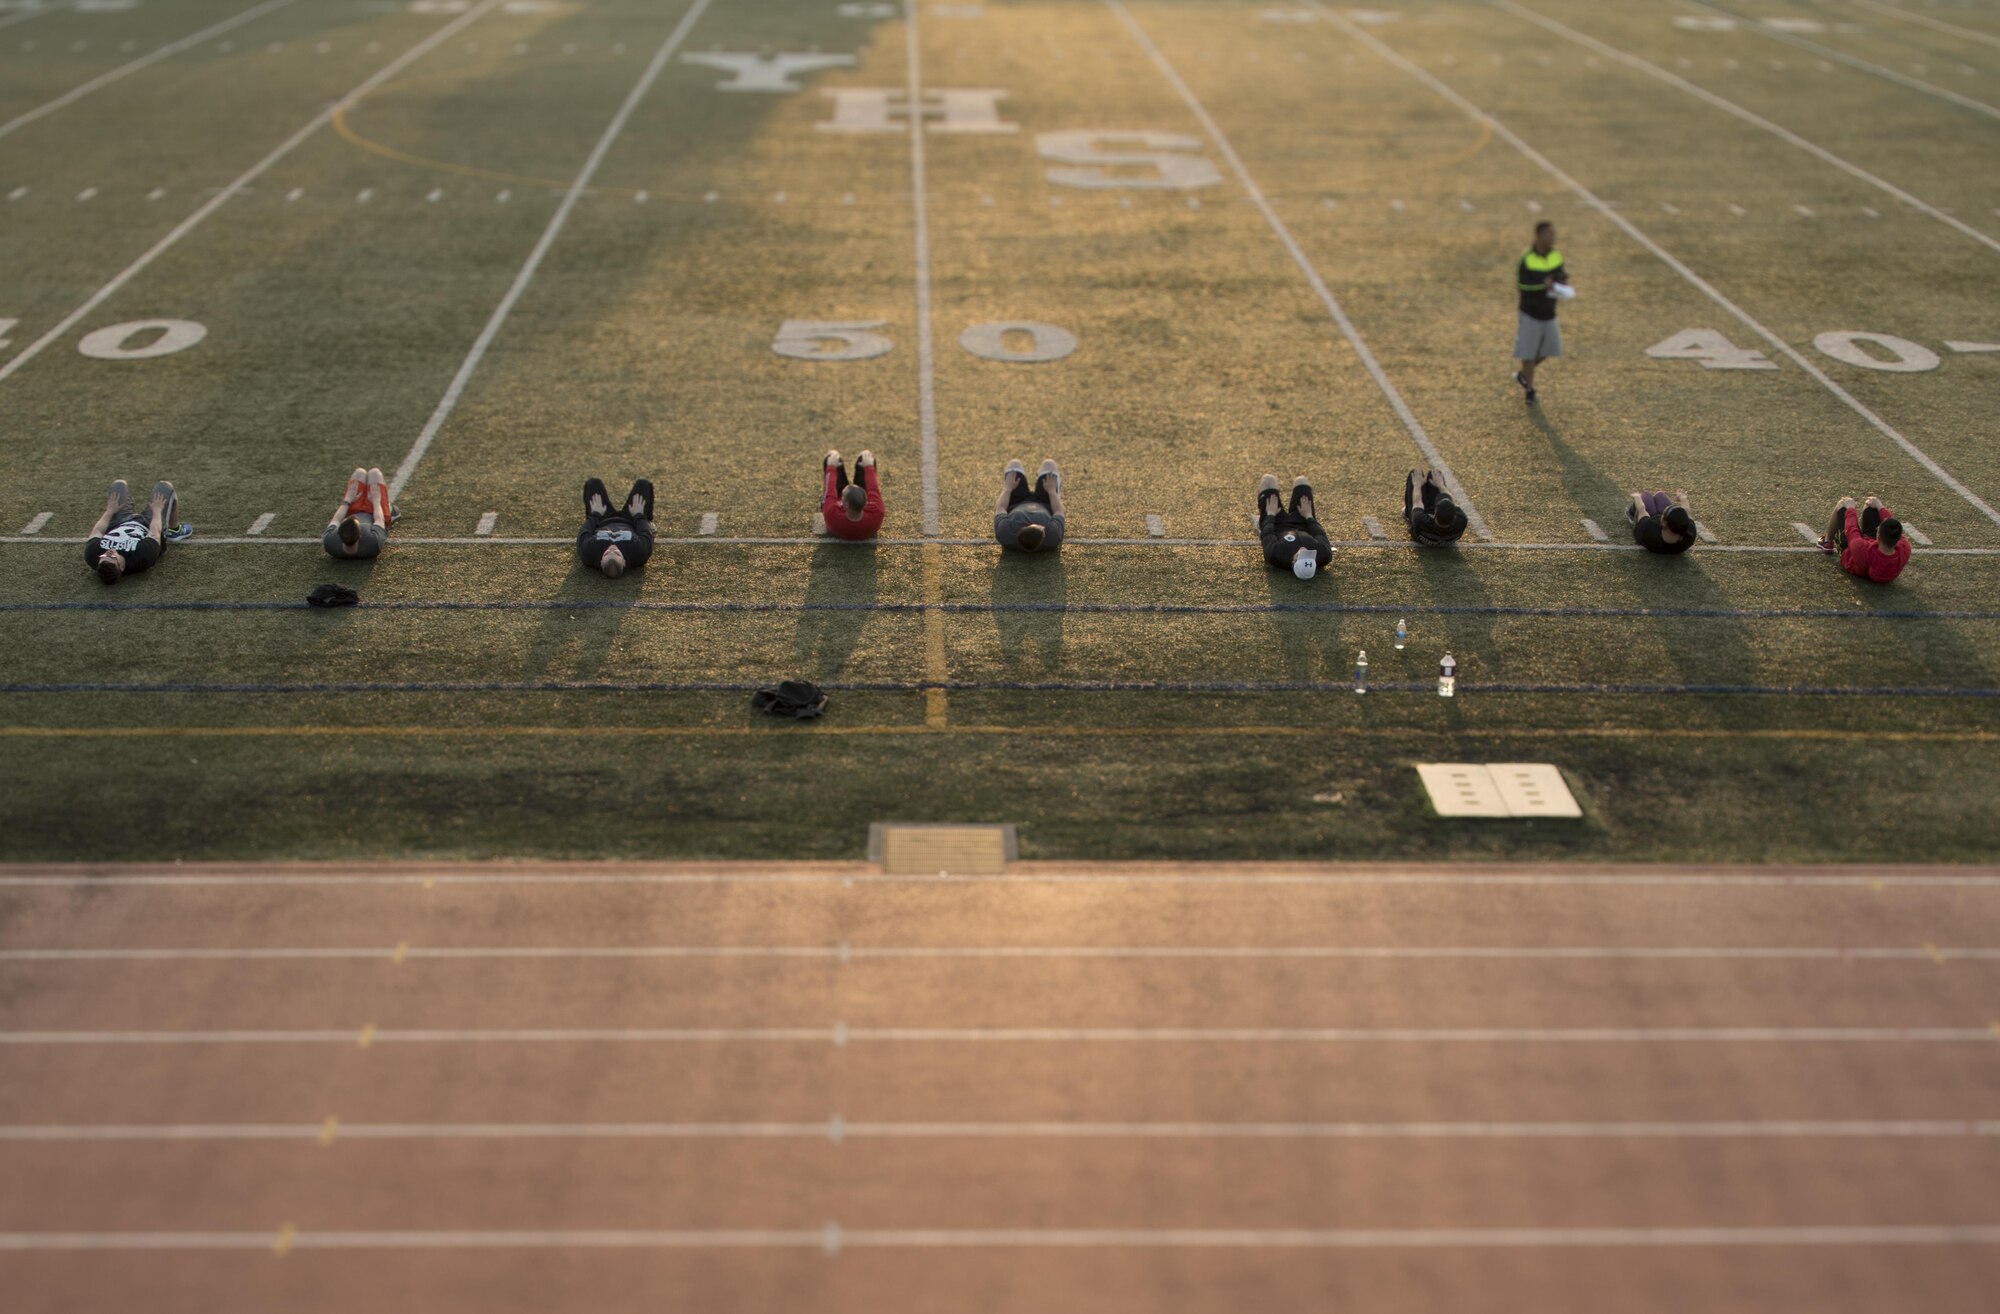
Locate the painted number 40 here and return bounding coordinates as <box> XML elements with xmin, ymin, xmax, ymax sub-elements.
<box><xmin>1647</xmin><ymin>328</ymin><xmax>1949</xmax><ymax>373</ymax></box>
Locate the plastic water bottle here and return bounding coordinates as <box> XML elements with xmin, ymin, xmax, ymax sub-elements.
<box><xmin>1438</xmin><ymin>653</ymin><xmax>1456</xmax><ymax>698</ymax></box>
<box><xmin>1394</xmin><ymin>618</ymin><xmax>1408</xmax><ymax>650</ymax></box>
<box><xmin>1353</xmin><ymin>650</ymin><xmax>1368</xmax><ymax>694</ymax></box>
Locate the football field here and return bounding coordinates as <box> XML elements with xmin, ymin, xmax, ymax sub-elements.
<box><xmin>3</xmin><ymin>0</ymin><xmax>1999</xmax><ymax>860</ymax></box>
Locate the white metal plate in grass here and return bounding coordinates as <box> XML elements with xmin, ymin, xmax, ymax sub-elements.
<box><xmin>1488</xmin><ymin>764</ymin><xmax>1583</xmax><ymax>819</ymax></box>
<box><xmin>1416</xmin><ymin>764</ymin><xmax>1509</xmax><ymax>818</ymax></box>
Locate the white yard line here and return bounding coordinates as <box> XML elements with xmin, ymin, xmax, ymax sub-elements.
<box><xmin>1847</xmin><ymin>0</ymin><xmax>2000</xmax><ymax>54</ymax></box>
<box><xmin>3</xmin><ymin>1119</ymin><xmax>1995</xmax><ymax>1141</ymax></box>
<box><xmin>388</xmin><ymin>0</ymin><xmax>716</xmax><ymax>500</ymax></box>
<box><xmin>6</xmin><ymin>945</ymin><xmax>1991</xmax><ymax>962</ymax></box>
<box><xmin>7</xmin><ymin>1225</ymin><xmax>2000</xmax><ymax>1250</ymax></box>
<box><xmin>0</xmin><ymin>0</ymin><xmax>511</xmax><ymax>387</ymax></box>
<box><xmin>1308</xmin><ymin>0</ymin><xmax>2000</xmax><ymax>531</ymax></box>
<box><xmin>0</xmin><ymin>1026</ymin><xmax>1988</xmax><ymax>1044</ymax></box>
<box><xmin>1102</xmin><ymin>0</ymin><xmax>1492</xmax><ymax>541</ymax></box>
<box><xmin>1492</xmin><ymin>0</ymin><xmax>2000</xmax><ymax>257</ymax></box>
<box><xmin>0</xmin><ymin>0</ymin><xmax>300</xmax><ymax>144</ymax></box>
<box><xmin>1687</xmin><ymin>0</ymin><xmax>2000</xmax><ymax>123</ymax></box>
<box><xmin>903</xmin><ymin>0</ymin><xmax>942</xmax><ymax>537</ymax></box>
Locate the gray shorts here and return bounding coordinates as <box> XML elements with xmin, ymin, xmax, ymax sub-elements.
<box><xmin>994</xmin><ymin>507</ymin><xmax>1064</xmax><ymax>551</ymax></box>
<box><xmin>1514</xmin><ymin>312</ymin><xmax>1562</xmax><ymax>361</ymax></box>
<box><xmin>323</xmin><ymin>513</ymin><xmax>387</xmax><ymax>559</ymax></box>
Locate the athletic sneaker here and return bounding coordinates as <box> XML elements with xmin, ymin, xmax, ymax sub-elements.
<box><xmin>1514</xmin><ymin>371</ymin><xmax>1536</xmax><ymax>406</ymax></box>
<box><xmin>1815</xmin><ymin>537</ymin><xmax>1837</xmax><ymax>554</ymax></box>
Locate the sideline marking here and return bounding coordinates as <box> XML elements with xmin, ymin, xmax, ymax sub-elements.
<box><xmin>0</xmin><ymin>1026</ymin><xmax>1989</xmax><ymax>1045</ymax></box>
<box><xmin>1361</xmin><ymin>516</ymin><xmax>1386</xmax><ymax>539</ymax></box>
<box><xmin>1493</xmin><ymin>0</ymin><xmax>2000</xmax><ymax>259</ymax></box>
<box><xmin>4</xmin><ymin>1225</ymin><xmax>2000</xmax><ymax>1251</ymax></box>
<box><xmin>1311</xmin><ymin>2</ymin><xmax>2000</xmax><ymax>530</ymax></box>
<box><xmin>1104</xmin><ymin>0</ymin><xmax>1491</xmax><ymax>540</ymax></box>
<box><xmin>1691</xmin><ymin>0</ymin><xmax>2000</xmax><ymax>122</ymax></box>
<box><xmin>1792</xmin><ymin>521</ymin><xmax>1820</xmax><ymax>543</ymax></box>
<box><xmin>19</xmin><ymin>512</ymin><xmax>50</xmax><ymax>535</ymax></box>
<box><xmin>921</xmin><ymin>543</ymin><xmax>948</xmax><ymax>727</ymax></box>
<box><xmin>1906</xmin><ymin>524</ymin><xmax>1932</xmax><ymax>547</ymax></box>
<box><xmin>387</xmin><ymin>0</ymin><xmax>718</xmax><ymax>501</ymax></box>
<box><xmin>0</xmin><ymin>0</ymin><xmax>509</xmax><ymax>386</ymax></box>
<box><xmin>473</xmin><ymin>511</ymin><xmax>496</xmax><ymax>536</ymax></box>
<box><xmin>5</xmin><ymin>1118</ymin><xmax>1995</xmax><ymax>1141</ymax></box>
<box><xmin>246</xmin><ymin>512</ymin><xmax>275</xmax><ymax>536</ymax></box>
<box><xmin>1580</xmin><ymin>518</ymin><xmax>1607</xmax><ymax>542</ymax></box>
<box><xmin>698</xmin><ymin>511</ymin><xmax>718</xmax><ymax>535</ymax></box>
<box><xmin>1946</xmin><ymin>342</ymin><xmax>2000</xmax><ymax>355</ymax></box>
<box><xmin>1144</xmin><ymin>513</ymin><xmax>1165</xmax><ymax>537</ymax></box>
<box><xmin>903</xmin><ymin>0</ymin><xmax>942</xmax><ymax>536</ymax></box>
<box><xmin>0</xmin><ymin>0</ymin><xmax>300</xmax><ymax>144</ymax></box>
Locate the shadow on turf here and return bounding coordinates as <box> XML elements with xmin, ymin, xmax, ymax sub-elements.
<box><xmin>796</xmin><ymin>541</ymin><xmax>877</xmax><ymax>679</ymax></box>
<box><xmin>1531</xmin><ymin>407</ymin><xmax>1775</xmax><ymax>717</ymax></box>
<box><xmin>993</xmin><ymin>549</ymin><xmax>1065</xmax><ymax>674</ymax></box>
<box><xmin>521</xmin><ymin>557</ymin><xmax>642</xmax><ymax>681</ymax></box>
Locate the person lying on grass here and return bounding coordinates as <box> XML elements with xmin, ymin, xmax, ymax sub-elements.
<box><xmin>1819</xmin><ymin>495</ymin><xmax>1909</xmax><ymax>584</ymax></box>
<box><xmin>1627</xmin><ymin>489</ymin><xmax>1696</xmax><ymax>556</ymax></box>
<box><xmin>322</xmin><ymin>466</ymin><xmax>395</xmax><ymax>559</ymax></box>
<box><xmin>994</xmin><ymin>458</ymin><xmax>1065</xmax><ymax>552</ymax></box>
<box><xmin>577</xmin><ymin>476</ymin><xmax>655</xmax><ymax>579</ymax></box>
<box><xmin>83</xmin><ymin>479</ymin><xmax>177</xmax><ymax>586</ymax></box>
<box><xmin>812</xmin><ymin>448</ymin><xmax>883</xmax><ymax>541</ymax></box>
<box><xmin>1403</xmin><ymin>467</ymin><xmax>1468</xmax><ymax>547</ymax></box>
<box><xmin>1259</xmin><ymin>475</ymin><xmax>1333</xmax><ymax>580</ymax></box>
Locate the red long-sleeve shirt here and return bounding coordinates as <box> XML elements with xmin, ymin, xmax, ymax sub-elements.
<box><xmin>1839</xmin><ymin>507</ymin><xmax>1909</xmax><ymax>583</ymax></box>
<box><xmin>821</xmin><ymin>463</ymin><xmax>884</xmax><ymax>541</ymax></box>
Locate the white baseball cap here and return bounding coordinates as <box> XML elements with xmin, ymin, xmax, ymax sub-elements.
<box><xmin>1293</xmin><ymin>549</ymin><xmax>1318</xmax><ymax>580</ymax></box>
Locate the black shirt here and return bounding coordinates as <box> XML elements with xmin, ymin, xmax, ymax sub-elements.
<box><xmin>1517</xmin><ymin>248</ymin><xmax>1567</xmax><ymax>321</ymax></box>
<box><xmin>82</xmin><ymin>514</ymin><xmax>161</xmax><ymax>572</ymax></box>
<box><xmin>576</xmin><ymin>512</ymin><xmax>654</xmax><ymax>568</ymax></box>
<box><xmin>1408</xmin><ymin>506</ymin><xmax>1468</xmax><ymax>546</ymax></box>
<box><xmin>1632</xmin><ymin>515</ymin><xmax>1695</xmax><ymax>555</ymax></box>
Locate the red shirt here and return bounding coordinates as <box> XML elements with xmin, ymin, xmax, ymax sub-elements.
<box><xmin>821</xmin><ymin>463</ymin><xmax>884</xmax><ymax>541</ymax></box>
<box><xmin>1839</xmin><ymin>507</ymin><xmax>1909</xmax><ymax>583</ymax></box>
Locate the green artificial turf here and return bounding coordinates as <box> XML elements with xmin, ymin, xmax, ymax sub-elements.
<box><xmin>2</xmin><ymin>0</ymin><xmax>1997</xmax><ymax>861</ymax></box>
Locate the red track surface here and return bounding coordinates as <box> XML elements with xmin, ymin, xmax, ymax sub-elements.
<box><xmin>3</xmin><ymin>860</ymin><xmax>2000</xmax><ymax>1312</ymax></box>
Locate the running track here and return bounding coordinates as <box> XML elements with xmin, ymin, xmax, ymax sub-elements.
<box><xmin>3</xmin><ymin>860</ymin><xmax>1999</xmax><ymax>1311</ymax></box>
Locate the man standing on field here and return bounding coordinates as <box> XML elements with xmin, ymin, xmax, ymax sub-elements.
<box><xmin>1513</xmin><ymin>220</ymin><xmax>1569</xmax><ymax>406</ymax></box>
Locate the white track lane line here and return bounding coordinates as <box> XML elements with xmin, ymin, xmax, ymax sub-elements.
<box><xmin>1848</xmin><ymin>0</ymin><xmax>2000</xmax><ymax>54</ymax></box>
<box><xmin>0</xmin><ymin>1026</ymin><xmax>1989</xmax><ymax>1044</ymax></box>
<box><xmin>388</xmin><ymin>0</ymin><xmax>715</xmax><ymax>501</ymax></box>
<box><xmin>3</xmin><ymin>870</ymin><xmax>1998</xmax><ymax>887</ymax></box>
<box><xmin>1101</xmin><ymin>0</ymin><xmax>1491</xmax><ymax>541</ymax></box>
<box><xmin>1307</xmin><ymin>1</ymin><xmax>2000</xmax><ymax>531</ymax></box>
<box><xmin>4</xmin><ymin>946</ymin><xmax>1994</xmax><ymax>962</ymax></box>
<box><xmin>4</xmin><ymin>1225</ymin><xmax>2000</xmax><ymax>1250</ymax></box>
<box><xmin>1688</xmin><ymin>0</ymin><xmax>2000</xmax><ymax>123</ymax></box>
<box><xmin>4</xmin><ymin>1119</ymin><xmax>1996</xmax><ymax>1141</ymax></box>
<box><xmin>0</xmin><ymin>0</ymin><xmax>510</xmax><ymax>387</ymax></box>
<box><xmin>904</xmin><ymin>0</ymin><xmax>941</xmax><ymax>536</ymax></box>
<box><xmin>0</xmin><ymin>0</ymin><xmax>300</xmax><ymax>143</ymax></box>
<box><xmin>1492</xmin><ymin>0</ymin><xmax>2000</xmax><ymax>258</ymax></box>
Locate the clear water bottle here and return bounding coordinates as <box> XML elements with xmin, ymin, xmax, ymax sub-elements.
<box><xmin>1353</xmin><ymin>650</ymin><xmax>1368</xmax><ymax>694</ymax></box>
<box><xmin>1394</xmin><ymin>618</ymin><xmax>1407</xmax><ymax>650</ymax></box>
<box><xmin>1438</xmin><ymin>653</ymin><xmax>1456</xmax><ymax>698</ymax></box>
